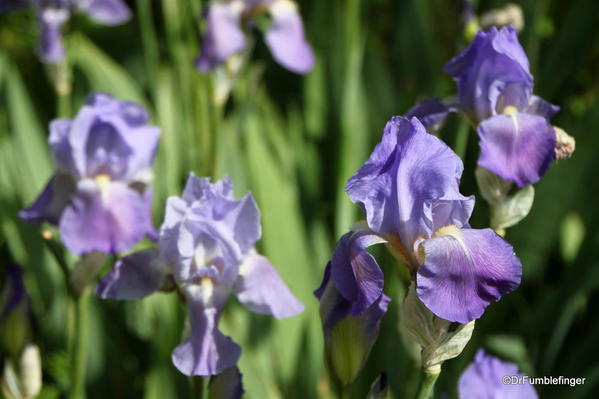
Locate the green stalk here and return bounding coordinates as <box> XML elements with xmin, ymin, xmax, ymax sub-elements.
<box><xmin>453</xmin><ymin>121</ymin><xmax>470</xmax><ymax>160</ymax></box>
<box><xmin>68</xmin><ymin>289</ymin><xmax>90</xmax><ymax>399</ymax></box>
<box><xmin>416</xmin><ymin>370</ymin><xmax>440</xmax><ymax>399</ymax></box>
<box><xmin>192</xmin><ymin>376</ymin><xmax>204</xmax><ymax>399</ymax></box>
<box><xmin>136</xmin><ymin>0</ymin><xmax>160</xmax><ymax>83</ymax></box>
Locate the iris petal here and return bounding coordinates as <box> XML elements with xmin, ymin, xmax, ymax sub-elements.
<box><xmin>477</xmin><ymin>112</ymin><xmax>556</xmax><ymax>187</ymax></box>
<box><xmin>234</xmin><ymin>252</ymin><xmax>303</xmax><ymax>319</ymax></box>
<box><xmin>264</xmin><ymin>0</ymin><xmax>315</xmax><ymax>74</ymax></box>
<box><xmin>416</xmin><ymin>228</ymin><xmax>521</xmax><ymax>323</ymax></box>
<box><xmin>330</xmin><ymin>230</ymin><xmax>386</xmax><ymax>315</ymax></box>
<box><xmin>96</xmin><ymin>249</ymin><xmax>169</xmax><ymax>300</ymax></box>
<box><xmin>172</xmin><ymin>303</ymin><xmax>241</xmax><ymax>377</ymax></box>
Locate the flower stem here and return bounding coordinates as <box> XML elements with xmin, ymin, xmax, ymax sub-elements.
<box><xmin>192</xmin><ymin>376</ymin><xmax>204</xmax><ymax>399</ymax></box>
<box><xmin>453</xmin><ymin>120</ymin><xmax>470</xmax><ymax>160</ymax></box>
<box><xmin>68</xmin><ymin>289</ymin><xmax>90</xmax><ymax>399</ymax></box>
<box><xmin>416</xmin><ymin>369</ymin><xmax>440</xmax><ymax>399</ymax></box>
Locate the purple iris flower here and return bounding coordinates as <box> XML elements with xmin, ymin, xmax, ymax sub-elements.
<box><xmin>408</xmin><ymin>26</ymin><xmax>559</xmax><ymax>188</ymax></box>
<box><xmin>97</xmin><ymin>173</ymin><xmax>304</xmax><ymax>376</ymax></box>
<box><xmin>314</xmin><ymin>262</ymin><xmax>389</xmax><ymax>387</ymax></box>
<box><xmin>33</xmin><ymin>0</ymin><xmax>131</xmax><ymax>63</ymax></box>
<box><xmin>459</xmin><ymin>349</ymin><xmax>537</xmax><ymax>399</ymax></box>
<box><xmin>196</xmin><ymin>0</ymin><xmax>315</xmax><ymax>74</ymax></box>
<box><xmin>342</xmin><ymin>116</ymin><xmax>521</xmax><ymax>324</ymax></box>
<box><xmin>20</xmin><ymin>93</ymin><xmax>160</xmax><ymax>255</ymax></box>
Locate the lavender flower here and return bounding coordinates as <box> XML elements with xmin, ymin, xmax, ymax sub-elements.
<box><xmin>97</xmin><ymin>173</ymin><xmax>303</xmax><ymax>376</ymax></box>
<box><xmin>196</xmin><ymin>0</ymin><xmax>315</xmax><ymax>74</ymax></box>
<box><xmin>459</xmin><ymin>349</ymin><xmax>537</xmax><ymax>399</ymax></box>
<box><xmin>20</xmin><ymin>93</ymin><xmax>160</xmax><ymax>255</ymax></box>
<box><xmin>344</xmin><ymin>116</ymin><xmax>521</xmax><ymax>324</ymax></box>
<box><xmin>408</xmin><ymin>26</ymin><xmax>560</xmax><ymax>187</ymax></box>
<box><xmin>33</xmin><ymin>0</ymin><xmax>131</xmax><ymax>63</ymax></box>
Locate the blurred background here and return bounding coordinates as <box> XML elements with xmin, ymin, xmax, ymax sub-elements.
<box><xmin>1</xmin><ymin>0</ymin><xmax>598</xmax><ymax>397</ymax></box>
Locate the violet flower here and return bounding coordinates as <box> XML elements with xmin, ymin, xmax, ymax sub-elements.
<box><xmin>342</xmin><ymin>116</ymin><xmax>521</xmax><ymax>324</ymax></box>
<box><xmin>20</xmin><ymin>93</ymin><xmax>160</xmax><ymax>256</ymax></box>
<box><xmin>34</xmin><ymin>0</ymin><xmax>131</xmax><ymax>63</ymax></box>
<box><xmin>97</xmin><ymin>173</ymin><xmax>303</xmax><ymax>376</ymax></box>
<box><xmin>196</xmin><ymin>0</ymin><xmax>315</xmax><ymax>74</ymax></box>
<box><xmin>459</xmin><ymin>349</ymin><xmax>537</xmax><ymax>399</ymax></box>
<box><xmin>408</xmin><ymin>26</ymin><xmax>559</xmax><ymax>187</ymax></box>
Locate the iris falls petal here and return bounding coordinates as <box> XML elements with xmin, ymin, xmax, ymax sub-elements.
<box><xmin>416</xmin><ymin>227</ymin><xmax>521</xmax><ymax>323</ymax></box>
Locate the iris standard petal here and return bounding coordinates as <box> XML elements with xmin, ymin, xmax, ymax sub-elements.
<box><xmin>330</xmin><ymin>231</ymin><xmax>386</xmax><ymax>315</ymax></box>
<box><xmin>49</xmin><ymin>119</ymin><xmax>77</xmax><ymax>173</ymax></box>
<box><xmin>346</xmin><ymin>117</ymin><xmax>469</xmax><ymax>245</ymax></box>
<box><xmin>459</xmin><ymin>349</ymin><xmax>538</xmax><ymax>399</ymax></box>
<box><xmin>38</xmin><ymin>7</ymin><xmax>69</xmax><ymax>64</ymax></box>
<box><xmin>416</xmin><ymin>227</ymin><xmax>521</xmax><ymax>324</ymax></box>
<box><xmin>59</xmin><ymin>180</ymin><xmax>149</xmax><ymax>255</ymax></box>
<box><xmin>77</xmin><ymin>0</ymin><xmax>131</xmax><ymax>26</ymax></box>
<box><xmin>118</xmin><ymin>125</ymin><xmax>160</xmax><ymax>181</ymax></box>
<box><xmin>264</xmin><ymin>0</ymin><xmax>315</xmax><ymax>74</ymax></box>
<box><xmin>477</xmin><ymin>112</ymin><xmax>556</xmax><ymax>187</ymax></box>
<box><xmin>19</xmin><ymin>173</ymin><xmax>76</xmax><ymax>226</ymax></box>
<box><xmin>171</xmin><ymin>305</ymin><xmax>241</xmax><ymax>377</ymax></box>
<box><xmin>444</xmin><ymin>26</ymin><xmax>532</xmax><ymax>122</ymax></box>
<box><xmin>233</xmin><ymin>252</ymin><xmax>303</xmax><ymax>319</ymax></box>
<box><xmin>179</xmin><ymin>174</ymin><xmax>260</xmax><ymax>254</ymax></box>
<box><xmin>96</xmin><ymin>248</ymin><xmax>169</xmax><ymax>300</ymax></box>
<box><xmin>195</xmin><ymin>2</ymin><xmax>246</xmax><ymax>72</ymax></box>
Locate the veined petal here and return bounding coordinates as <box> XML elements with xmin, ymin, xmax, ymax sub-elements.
<box><xmin>346</xmin><ymin>116</ymin><xmax>470</xmax><ymax>245</ymax></box>
<box><xmin>477</xmin><ymin>112</ymin><xmax>556</xmax><ymax>187</ymax></box>
<box><xmin>331</xmin><ymin>230</ymin><xmax>386</xmax><ymax>315</ymax></box>
<box><xmin>233</xmin><ymin>252</ymin><xmax>303</xmax><ymax>319</ymax></box>
<box><xmin>59</xmin><ymin>180</ymin><xmax>149</xmax><ymax>255</ymax></box>
<box><xmin>172</xmin><ymin>303</ymin><xmax>241</xmax><ymax>377</ymax></box>
<box><xmin>77</xmin><ymin>0</ymin><xmax>132</xmax><ymax>26</ymax></box>
<box><xmin>444</xmin><ymin>26</ymin><xmax>532</xmax><ymax>122</ymax></box>
<box><xmin>96</xmin><ymin>248</ymin><xmax>169</xmax><ymax>300</ymax></box>
<box><xmin>195</xmin><ymin>1</ymin><xmax>246</xmax><ymax>72</ymax></box>
<box><xmin>416</xmin><ymin>227</ymin><xmax>521</xmax><ymax>323</ymax></box>
<box><xmin>19</xmin><ymin>173</ymin><xmax>76</xmax><ymax>226</ymax></box>
<box><xmin>264</xmin><ymin>0</ymin><xmax>315</xmax><ymax>74</ymax></box>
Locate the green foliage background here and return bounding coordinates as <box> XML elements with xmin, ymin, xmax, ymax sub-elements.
<box><xmin>1</xmin><ymin>0</ymin><xmax>598</xmax><ymax>398</ymax></box>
